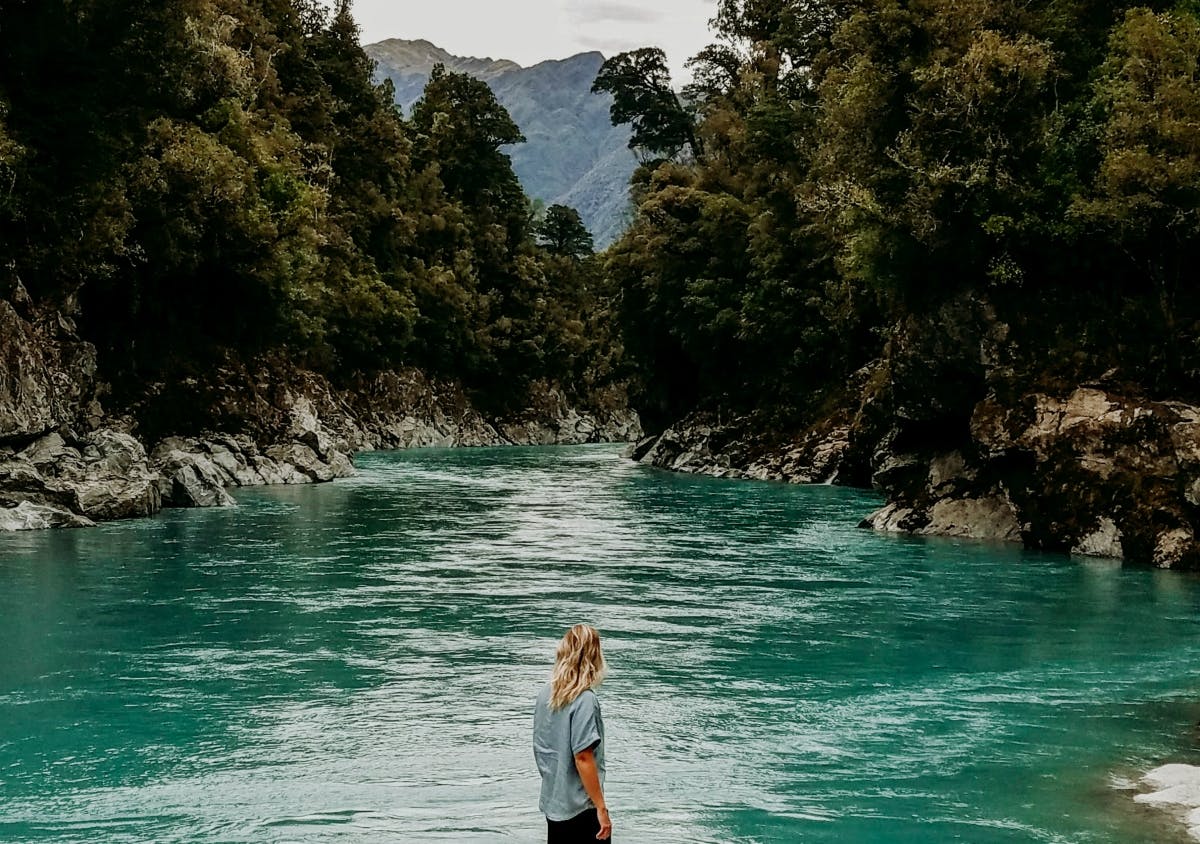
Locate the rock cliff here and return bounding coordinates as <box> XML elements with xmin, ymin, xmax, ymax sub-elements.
<box><xmin>862</xmin><ymin>384</ymin><xmax>1200</xmax><ymax>567</ymax></box>
<box><xmin>0</xmin><ymin>277</ymin><xmax>97</xmax><ymax>441</ymax></box>
<box><xmin>634</xmin><ymin>291</ymin><xmax>1200</xmax><ymax>570</ymax></box>
<box><xmin>0</xmin><ymin>282</ymin><xmax>640</xmax><ymax>532</ymax></box>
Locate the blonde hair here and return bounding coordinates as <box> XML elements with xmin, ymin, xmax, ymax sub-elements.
<box><xmin>549</xmin><ymin>624</ymin><xmax>607</xmax><ymax>710</ymax></box>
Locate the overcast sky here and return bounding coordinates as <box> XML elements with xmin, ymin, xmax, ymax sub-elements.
<box><xmin>344</xmin><ymin>0</ymin><xmax>718</xmax><ymax>80</ymax></box>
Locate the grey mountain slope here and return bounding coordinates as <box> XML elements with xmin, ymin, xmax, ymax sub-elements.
<box><xmin>364</xmin><ymin>39</ymin><xmax>637</xmax><ymax>248</ymax></box>
<box><xmin>367</xmin><ymin>38</ymin><xmax>520</xmax><ymax>106</ymax></box>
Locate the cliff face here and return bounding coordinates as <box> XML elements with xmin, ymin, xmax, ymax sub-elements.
<box><xmin>0</xmin><ymin>284</ymin><xmax>640</xmax><ymax>532</ymax></box>
<box><xmin>634</xmin><ymin>291</ymin><xmax>1200</xmax><ymax>570</ymax></box>
<box><xmin>865</xmin><ymin>387</ymin><xmax>1200</xmax><ymax>566</ymax></box>
<box><xmin>0</xmin><ymin>279</ymin><xmax>98</xmax><ymax>442</ymax></box>
<box><xmin>365</xmin><ymin>39</ymin><xmax>636</xmax><ymax>248</ymax></box>
<box><xmin>858</xmin><ymin>294</ymin><xmax>1200</xmax><ymax>568</ymax></box>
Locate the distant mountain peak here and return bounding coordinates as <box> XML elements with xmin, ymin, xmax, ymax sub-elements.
<box><xmin>364</xmin><ymin>38</ymin><xmax>636</xmax><ymax>248</ymax></box>
<box><xmin>366</xmin><ymin>38</ymin><xmax>522</xmax><ymax>81</ymax></box>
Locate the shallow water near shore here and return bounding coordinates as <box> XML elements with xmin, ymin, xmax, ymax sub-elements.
<box><xmin>2</xmin><ymin>444</ymin><xmax>1200</xmax><ymax>843</ymax></box>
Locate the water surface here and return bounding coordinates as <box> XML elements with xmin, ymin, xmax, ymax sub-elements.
<box><xmin>2</xmin><ymin>445</ymin><xmax>1199</xmax><ymax>842</ymax></box>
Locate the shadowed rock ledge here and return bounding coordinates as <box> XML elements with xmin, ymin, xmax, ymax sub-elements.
<box><xmin>632</xmin><ymin>292</ymin><xmax>1200</xmax><ymax>570</ymax></box>
<box><xmin>0</xmin><ymin>281</ymin><xmax>640</xmax><ymax>531</ymax></box>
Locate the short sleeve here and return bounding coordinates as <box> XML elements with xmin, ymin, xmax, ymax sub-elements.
<box><xmin>569</xmin><ymin>692</ymin><xmax>602</xmax><ymax>756</ymax></box>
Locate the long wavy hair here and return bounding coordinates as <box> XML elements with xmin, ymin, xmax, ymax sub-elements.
<box><xmin>549</xmin><ymin>624</ymin><xmax>607</xmax><ymax>710</ymax></box>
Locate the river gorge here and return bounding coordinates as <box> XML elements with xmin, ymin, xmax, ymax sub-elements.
<box><xmin>2</xmin><ymin>444</ymin><xmax>1199</xmax><ymax>842</ymax></box>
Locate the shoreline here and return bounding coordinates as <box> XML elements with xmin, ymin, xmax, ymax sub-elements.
<box><xmin>0</xmin><ymin>377</ymin><xmax>642</xmax><ymax>533</ymax></box>
<box><xmin>629</xmin><ymin>382</ymin><xmax>1200</xmax><ymax>571</ymax></box>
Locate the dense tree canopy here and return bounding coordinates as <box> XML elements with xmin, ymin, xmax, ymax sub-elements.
<box><xmin>6</xmin><ymin>0</ymin><xmax>1195</xmax><ymax>434</ymax></box>
<box><xmin>0</xmin><ymin>0</ymin><xmax>610</xmax><ymax>414</ymax></box>
<box><xmin>601</xmin><ymin>0</ymin><xmax>1200</xmax><ymax>428</ymax></box>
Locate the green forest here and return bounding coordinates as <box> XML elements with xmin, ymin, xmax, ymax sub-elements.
<box><xmin>3</xmin><ymin>0</ymin><xmax>1199</xmax><ymax>440</ymax></box>
<box><xmin>597</xmin><ymin>0</ymin><xmax>1200</xmax><ymax>431</ymax></box>
<box><xmin>0</xmin><ymin>0</ymin><xmax>613</xmax><ymax>420</ymax></box>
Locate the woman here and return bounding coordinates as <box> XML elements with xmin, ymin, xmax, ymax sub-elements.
<box><xmin>533</xmin><ymin>624</ymin><xmax>612</xmax><ymax>843</ymax></box>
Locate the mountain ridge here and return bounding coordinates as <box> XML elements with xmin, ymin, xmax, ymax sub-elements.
<box><xmin>364</xmin><ymin>38</ymin><xmax>636</xmax><ymax>247</ymax></box>
<box><xmin>366</xmin><ymin>38</ymin><xmax>522</xmax><ymax>89</ymax></box>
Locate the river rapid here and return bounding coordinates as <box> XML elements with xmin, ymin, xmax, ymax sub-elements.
<box><xmin>2</xmin><ymin>445</ymin><xmax>1199</xmax><ymax>843</ymax></box>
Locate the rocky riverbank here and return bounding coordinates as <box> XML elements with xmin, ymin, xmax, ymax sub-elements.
<box><xmin>861</xmin><ymin>386</ymin><xmax>1200</xmax><ymax>567</ymax></box>
<box><xmin>632</xmin><ymin>292</ymin><xmax>1200</xmax><ymax>570</ymax></box>
<box><xmin>0</xmin><ymin>282</ymin><xmax>640</xmax><ymax>532</ymax></box>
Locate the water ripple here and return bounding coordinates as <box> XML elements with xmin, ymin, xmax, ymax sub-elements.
<box><xmin>2</xmin><ymin>445</ymin><xmax>1200</xmax><ymax>842</ymax></box>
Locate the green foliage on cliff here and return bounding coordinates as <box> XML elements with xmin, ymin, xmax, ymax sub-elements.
<box><xmin>0</xmin><ymin>0</ymin><xmax>613</xmax><ymax>413</ymax></box>
<box><xmin>602</xmin><ymin>0</ymin><xmax>1200</xmax><ymax>428</ymax></box>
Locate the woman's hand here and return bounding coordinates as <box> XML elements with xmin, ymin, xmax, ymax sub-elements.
<box><xmin>595</xmin><ymin>805</ymin><xmax>612</xmax><ymax>840</ymax></box>
<box><xmin>573</xmin><ymin>748</ymin><xmax>611</xmax><ymax>840</ymax></box>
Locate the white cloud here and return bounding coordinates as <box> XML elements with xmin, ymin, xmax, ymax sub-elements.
<box><xmin>343</xmin><ymin>0</ymin><xmax>716</xmax><ymax>80</ymax></box>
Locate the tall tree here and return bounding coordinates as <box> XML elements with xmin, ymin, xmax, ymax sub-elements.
<box><xmin>592</xmin><ymin>48</ymin><xmax>702</xmax><ymax>160</ymax></box>
<box><xmin>536</xmin><ymin>205</ymin><xmax>594</xmax><ymax>259</ymax></box>
<box><xmin>410</xmin><ymin>64</ymin><xmax>526</xmax><ymax>209</ymax></box>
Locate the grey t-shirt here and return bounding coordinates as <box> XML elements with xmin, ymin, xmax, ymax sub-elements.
<box><xmin>533</xmin><ymin>684</ymin><xmax>605</xmax><ymax>821</ymax></box>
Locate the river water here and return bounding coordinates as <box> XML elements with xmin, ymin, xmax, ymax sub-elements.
<box><xmin>2</xmin><ymin>445</ymin><xmax>1199</xmax><ymax>843</ymax></box>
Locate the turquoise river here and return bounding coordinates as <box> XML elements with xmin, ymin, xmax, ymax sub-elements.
<box><xmin>2</xmin><ymin>445</ymin><xmax>1200</xmax><ymax>843</ymax></box>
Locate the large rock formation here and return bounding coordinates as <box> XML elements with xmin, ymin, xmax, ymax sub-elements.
<box><xmin>0</xmin><ymin>282</ymin><xmax>372</xmax><ymax>530</ymax></box>
<box><xmin>0</xmin><ymin>282</ymin><xmax>641</xmax><ymax>532</ymax></box>
<box><xmin>862</xmin><ymin>386</ymin><xmax>1200</xmax><ymax>567</ymax></box>
<box><xmin>634</xmin><ymin>290</ymin><xmax>1200</xmax><ymax>570</ymax></box>
<box><xmin>853</xmin><ymin>292</ymin><xmax>1200</xmax><ymax>568</ymax></box>
<box><xmin>0</xmin><ymin>276</ymin><xmax>126</xmax><ymax>529</ymax></box>
<box><xmin>0</xmin><ymin>413</ymin><xmax>361</xmax><ymax>530</ymax></box>
<box><xmin>0</xmin><ymin>277</ymin><xmax>98</xmax><ymax>442</ymax></box>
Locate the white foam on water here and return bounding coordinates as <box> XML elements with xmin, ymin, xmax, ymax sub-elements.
<box><xmin>1131</xmin><ymin>764</ymin><xmax>1200</xmax><ymax>842</ymax></box>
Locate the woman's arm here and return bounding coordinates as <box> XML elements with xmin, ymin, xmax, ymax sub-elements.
<box><xmin>573</xmin><ymin>747</ymin><xmax>612</xmax><ymax>840</ymax></box>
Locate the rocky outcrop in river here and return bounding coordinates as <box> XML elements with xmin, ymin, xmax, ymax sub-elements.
<box><xmin>634</xmin><ymin>291</ymin><xmax>1200</xmax><ymax>570</ymax></box>
<box><xmin>0</xmin><ymin>394</ymin><xmax>364</xmax><ymax>530</ymax></box>
<box><xmin>863</xmin><ymin>387</ymin><xmax>1200</xmax><ymax>567</ymax></box>
<box><xmin>0</xmin><ymin>280</ymin><xmax>640</xmax><ymax>531</ymax></box>
<box><xmin>630</xmin><ymin>412</ymin><xmax>855</xmax><ymax>484</ymax></box>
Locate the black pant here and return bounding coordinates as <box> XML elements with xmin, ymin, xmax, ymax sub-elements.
<box><xmin>547</xmin><ymin>808</ymin><xmax>610</xmax><ymax>843</ymax></box>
